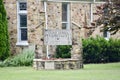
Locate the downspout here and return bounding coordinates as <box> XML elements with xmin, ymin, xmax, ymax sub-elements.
<box><xmin>90</xmin><ymin>3</ymin><xmax>93</xmax><ymax>23</ymax></box>
<box><xmin>44</xmin><ymin>1</ymin><xmax>49</xmax><ymax>59</ymax></box>
<box><xmin>44</xmin><ymin>2</ymin><xmax>48</xmax><ymax>29</ymax></box>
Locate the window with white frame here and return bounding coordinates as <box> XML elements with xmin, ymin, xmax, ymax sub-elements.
<box><xmin>103</xmin><ymin>31</ymin><xmax>110</xmax><ymax>40</ymax></box>
<box><xmin>16</xmin><ymin>1</ymin><xmax>28</xmax><ymax>46</ymax></box>
<box><xmin>62</xmin><ymin>3</ymin><xmax>70</xmax><ymax>29</ymax></box>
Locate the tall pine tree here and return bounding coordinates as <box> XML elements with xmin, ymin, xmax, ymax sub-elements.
<box><xmin>0</xmin><ymin>0</ymin><xmax>10</xmax><ymax>61</ymax></box>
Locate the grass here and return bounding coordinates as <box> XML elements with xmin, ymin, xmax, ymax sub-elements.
<box><xmin>0</xmin><ymin>62</ymin><xmax>120</xmax><ymax>80</ymax></box>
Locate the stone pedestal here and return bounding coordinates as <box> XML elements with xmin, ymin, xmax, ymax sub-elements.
<box><xmin>33</xmin><ymin>59</ymin><xmax>83</xmax><ymax>70</ymax></box>
<box><xmin>45</xmin><ymin>61</ymin><xmax>55</xmax><ymax>69</ymax></box>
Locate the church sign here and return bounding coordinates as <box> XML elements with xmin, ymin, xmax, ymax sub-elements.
<box><xmin>44</xmin><ymin>29</ymin><xmax>72</xmax><ymax>45</ymax></box>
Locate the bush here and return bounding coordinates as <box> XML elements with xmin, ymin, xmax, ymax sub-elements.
<box><xmin>82</xmin><ymin>36</ymin><xmax>120</xmax><ymax>63</ymax></box>
<box><xmin>56</xmin><ymin>45</ymin><xmax>72</xmax><ymax>58</ymax></box>
<box><xmin>0</xmin><ymin>0</ymin><xmax>10</xmax><ymax>61</ymax></box>
<box><xmin>107</xmin><ymin>39</ymin><xmax>120</xmax><ymax>62</ymax></box>
<box><xmin>0</xmin><ymin>49</ymin><xmax>34</xmax><ymax>67</ymax></box>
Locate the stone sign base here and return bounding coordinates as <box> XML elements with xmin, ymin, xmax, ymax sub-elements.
<box><xmin>33</xmin><ymin>59</ymin><xmax>83</xmax><ymax>70</ymax></box>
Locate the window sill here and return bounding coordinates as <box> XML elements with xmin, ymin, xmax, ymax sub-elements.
<box><xmin>104</xmin><ymin>37</ymin><xmax>109</xmax><ymax>41</ymax></box>
<box><xmin>16</xmin><ymin>41</ymin><xmax>29</xmax><ymax>46</ymax></box>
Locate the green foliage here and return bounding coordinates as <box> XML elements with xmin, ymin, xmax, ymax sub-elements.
<box><xmin>82</xmin><ymin>37</ymin><xmax>120</xmax><ymax>63</ymax></box>
<box><xmin>56</xmin><ymin>45</ymin><xmax>72</xmax><ymax>58</ymax></box>
<box><xmin>0</xmin><ymin>0</ymin><xmax>10</xmax><ymax>61</ymax></box>
<box><xmin>95</xmin><ymin>0</ymin><xmax>120</xmax><ymax>34</ymax></box>
<box><xmin>0</xmin><ymin>49</ymin><xmax>34</xmax><ymax>67</ymax></box>
<box><xmin>107</xmin><ymin>39</ymin><xmax>120</xmax><ymax>62</ymax></box>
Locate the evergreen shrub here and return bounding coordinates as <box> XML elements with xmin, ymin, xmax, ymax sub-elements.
<box><xmin>56</xmin><ymin>45</ymin><xmax>72</xmax><ymax>58</ymax></box>
<box><xmin>82</xmin><ymin>36</ymin><xmax>120</xmax><ymax>63</ymax></box>
<box><xmin>0</xmin><ymin>0</ymin><xmax>10</xmax><ymax>61</ymax></box>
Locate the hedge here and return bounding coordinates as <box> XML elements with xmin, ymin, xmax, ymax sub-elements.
<box><xmin>56</xmin><ymin>45</ymin><xmax>72</xmax><ymax>58</ymax></box>
<box><xmin>82</xmin><ymin>37</ymin><xmax>120</xmax><ymax>63</ymax></box>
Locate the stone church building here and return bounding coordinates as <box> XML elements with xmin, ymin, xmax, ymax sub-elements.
<box><xmin>3</xmin><ymin>0</ymin><xmax>120</xmax><ymax>69</ymax></box>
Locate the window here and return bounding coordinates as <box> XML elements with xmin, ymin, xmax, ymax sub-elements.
<box><xmin>62</xmin><ymin>3</ymin><xmax>70</xmax><ymax>29</ymax></box>
<box><xmin>19</xmin><ymin>2</ymin><xmax>27</xmax><ymax>10</ymax></box>
<box><xmin>103</xmin><ymin>31</ymin><xmax>110</xmax><ymax>40</ymax></box>
<box><xmin>16</xmin><ymin>1</ymin><xmax>28</xmax><ymax>46</ymax></box>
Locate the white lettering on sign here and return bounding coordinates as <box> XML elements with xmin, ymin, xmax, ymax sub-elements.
<box><xmin>44</xmin><ymin>29</ymin><xmax>72</xmax><ymax>45</ymax></box>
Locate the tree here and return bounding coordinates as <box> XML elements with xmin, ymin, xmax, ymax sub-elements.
<box><xmin>0</xmin><ymin>0</ymin><xmax>10</xmax><ymax>61</ymax></box>
<box><xmin>94</xmin><ymin>0</ymin><xmax>120</xmax><ymax>34</ymax></box>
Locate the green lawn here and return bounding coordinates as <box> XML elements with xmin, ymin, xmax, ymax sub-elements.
<box><xmin>0</xmin><ymin>63</ymin><xmax>120</xmax><ymax>80</ymax></box>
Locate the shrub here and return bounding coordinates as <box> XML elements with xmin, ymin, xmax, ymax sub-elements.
<box><xmin>0</xmin><ymin>0</ymin><xmax>10</xmax><ymax>61</ymax></box>
<box><xmin>56</xmin><ymin>45</ymin><xmax>72</xmax><ymax>58</ymax></box>
<box><xmin>107</xmin><ymin>39</ymin><xmax>120</xmax><ymax>62</ymax></box>
<box><xmin>0</xmin><ymin>49</ymin><xmax>34</xmax><ymax>67</ymax></box>
<box><xmin>82</xmin><ymin>36</ymin><xmax>120</xmax><ymax>63</ymax></box>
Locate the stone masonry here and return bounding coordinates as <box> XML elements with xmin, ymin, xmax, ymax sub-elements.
<box><xmin>4</xmin><ymin>0</ymin><xmax>120</xmax><ymax>69</ymax></box>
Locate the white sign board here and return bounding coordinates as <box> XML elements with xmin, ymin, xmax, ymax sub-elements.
<box><xmin>44</xmin><ymin>29</ymin><xmax>72</xmax><ymax>45</ymax></box>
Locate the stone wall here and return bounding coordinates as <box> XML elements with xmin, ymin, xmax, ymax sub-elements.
<box><xmin>71</xmin><ymin>3</ymin><xmax>91</xmax><ymax>28</ymax></box>
<box><xmin>33</xmin><ymin>59</ymin><xmax>83</xmax><ymax>70</ymax></box>
<box><xmin>47</xmin><ymin>2</ymin><xmax>62</xmax><ymax>29</ymax></box>
<box><xmin>4</xmin><ymin>0</ymin><xmax>120</xmax><ymax>58</ymax></box>
<box><xmin>4</xmin><ymin>0</ymin><xmax>46</xmax><ymax>56</ymax></box>
<box><xmin>46</xmin><ymin>2</ymin><xmax>62</xmax><ymax>57</ymax></box>
<box><xmin>27</xmin><ymin>0</ymin><xmax>45</xmax><ymax>58</ymax></box>
<box><xmin>2</xmin><ymin>0</ymin><xmax>96</xmax><ymax>57</ymax></box>
<box><xmin>4</xmin><ymin>0</ymin><xmax>19</xmax><ymax>55</ymax></box>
